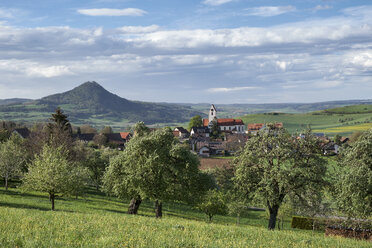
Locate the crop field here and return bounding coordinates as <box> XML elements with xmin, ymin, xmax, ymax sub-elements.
<box><xmin>0</xmin><ymin>186</ymin><xmax>370</xmax><ymax>247</ymax></box>
<box><xmin>239</xmin><ymin>110</ymin><xmax>372</xmax><ymax>136</ymax></box>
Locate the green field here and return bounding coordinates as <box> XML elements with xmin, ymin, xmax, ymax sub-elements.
<box><xmin>0</xmin><ymin>185</ymin><xmax>370</xmax><ymax>247</ymax></box>
<box><xmin>239</xmin><ymin>105</ymin><xmax>372</xmax><ymax>136</ymax></box>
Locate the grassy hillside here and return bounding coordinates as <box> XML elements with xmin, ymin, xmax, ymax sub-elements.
<box><xmin>0</xmin><ymin>187</ymin><xmax>370</xmax><ymax>247</ymax></box>
<box><xmin>239</xmin><ymin>105</ymin><xmax>372</xmax><ymax>136</ymax></box>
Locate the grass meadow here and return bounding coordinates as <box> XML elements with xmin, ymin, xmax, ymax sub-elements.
<box><xmin>0</xmin><ymin>185</ymin><xmax>371</xmax><ymax>247</ymax></box>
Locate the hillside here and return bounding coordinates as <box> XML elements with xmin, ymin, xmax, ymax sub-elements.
<box><xmin>1</xmin><ymin>187</ymin><xmax>370</xmax><ymax>247</ymax></box>
<box><xmin>0</xmin><ymin>82</ymin><xmax>202</xmax><ymax>127</ymax></box>
<box><xmin>188</xmin><ymin>100</ymin><xmax>372</xmax><ymax>118</ymax></box>
<box><xmin>239</xmin><ymin>104</ymin><xmax>372</xmax><ymax>136</ymax></box>
<box><xmin>0</xmin><ymin>98</ymin><xmax>31</xmax><ymax>106</ymax></box>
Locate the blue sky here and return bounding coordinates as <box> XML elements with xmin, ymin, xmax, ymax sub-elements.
<box><xmin>0</xmin><ymin>0</ymin><xmax>371</xmax><ymax>103</ymax></box>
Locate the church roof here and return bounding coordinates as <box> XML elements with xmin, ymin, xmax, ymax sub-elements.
<box><xmin>203</xmin><ymin>118</ymin><xmax>244</xmax><ymax>126</ymax></box>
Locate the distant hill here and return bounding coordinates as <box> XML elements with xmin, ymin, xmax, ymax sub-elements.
<box><xmin>187</xmin><ymin>100</ymin><xmax>372</xmax><ymax>118</ymax></box>
<box><xmin>0</xmin><ymin>98</ymin><xmax>31</xmax><ymax>106</ymax></box>
<box><xmin>0</xmin><ymin>82</ymin><xmax>371</xmax><ymax>130</ymax></box>
<box><xmin>0</xmin><ymin>82</ymin><xmax>202</xmax><ymax>127</ymax></box>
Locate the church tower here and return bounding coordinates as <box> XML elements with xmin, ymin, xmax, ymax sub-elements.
<box><xmin>208</xmin><ymin>104</ymin><xmax>217</xmax><ymax>123</ymax></box>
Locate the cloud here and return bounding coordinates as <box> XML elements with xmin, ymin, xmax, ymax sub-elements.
<box><xmin>312</xmin><ymin>5</ymin><xmax>333</xmax><ymax>12</ymax></box>
<box><xmin>0</xmin><ymin>8</ymin><xmax>24</xmax><ymax>19</ymax></box>
<box><xmin>244</xmin><ymin>6</ymin><xmax>296</xmax><ymax>17</ymax></box>
<box><xmin>117</xmin><ymin>25</ymin><xmax>159</xmax><ymax>33</ymax></box>
<box><xmin>202</xmin><ymin>0</ymin><xmax>235</xmax><ymax>6</ymax></box>
<box><xmin>0</xmin><ymin>5</ymin><xmax>372</xmax><ymax>102</ymax></box>
<box><xmin>77</xmin><ymin>8</ymin><xmax>147</xmax><ymax>17</ymax></box>
<box><xmin>208</xmin><ymin>86</ymin><xmax>261</xmax><ymax>93</ymax></box>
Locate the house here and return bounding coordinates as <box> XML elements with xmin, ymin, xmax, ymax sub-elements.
<box><xmin>173</xmin><ymin>127</ymin><xmax>189</xmax><ymax>138</ymax></box>
<box><xmin>190</xmin><ymin>126</ymin><xmax>210</xmax><ymax>138</ymax></box>
<box><xmin>202</xmin><ymin>104</ymin><xmax>245</xmax><ymax>134</ymax></box>
<box><xmin>247</xmin><ymin>123</ymin><xmax>283</xmax><ymax>135</ymax></box>
<box><xmin>12</xmin><ymin>128</ymin><xmax>30</xmax><ymax>139</ymax></box>
<box><xmin>120</xmin><ymin>132</ymin><xmax>132</xmax><ymax>142</ymax></box>
<box><xmin>74</xmin><ymin>133</ymin><xmax>95</xmax><ymax>143</ymax></box>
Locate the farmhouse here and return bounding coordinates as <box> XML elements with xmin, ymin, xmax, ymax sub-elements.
<box><xmin>203</xmin><ymin>104</ymin><xmax>245</xmax><ymax>134</ymax></box>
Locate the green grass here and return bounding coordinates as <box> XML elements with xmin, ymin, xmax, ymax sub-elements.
<box><xmin>0</xmin><ymin>186</ymin><xmax>370</xmax><ymax>247</ymax></box>
<box><xmin>239</xmin><ymin>111</ymin><xmax>372</xmax><ymax>136</ymax></box>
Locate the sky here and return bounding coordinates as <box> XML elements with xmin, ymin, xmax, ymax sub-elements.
<box><xmin>0</xmin><ymin>0</ymin><xmax>371</xmax><ymax>104</ymax></box>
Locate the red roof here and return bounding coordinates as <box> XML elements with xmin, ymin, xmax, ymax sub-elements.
<box><xmin>203</xmin><ymin>118</ymin><xmax>244</xmax><ymax>126</ymax></box>
<box><xmin>247</xmin><ymin>123</ymin><xmax>264</xmax><ymax>131</ymax></box>
<box><xmin>217</xmin><ymin>118</ymin><xmax>244</xmax><ymax>126</ymax></box>
<box><xmin>203</xmin><ymin>119</ymin><xmax>209</xmax><ymax>127</ymax></box>
<box><xmin>120</xmin><ymin>132</ymin><xmax>131</xmax><ymax>140</ymax></box>
<box><xmin>247</xmin><ymin>123</ymin><xmax>283</xmax><ymax>131</ymax></box>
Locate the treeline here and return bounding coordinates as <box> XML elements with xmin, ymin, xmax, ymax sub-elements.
<box><xmin>0</xmin><ymin>109</ymin><xmax>371</xmax><ymax>231</ymax></box>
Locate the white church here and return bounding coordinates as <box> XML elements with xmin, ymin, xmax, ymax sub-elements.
<box><xmin>203</xmin><ymin>104</ymin><xmax>245</xmax><ymax>134</ymax></box>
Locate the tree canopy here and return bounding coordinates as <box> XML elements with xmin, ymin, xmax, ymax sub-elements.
<box><xmin>335</xmin><ymin>129</ymin><xmax>372</xmax><ymax>219</ymax></box>
<box><xmin>188</xmin><ymin>115</ymin><xmax>203</xmax><ymax>131</ymax></box>
<box><xmin>103</xmin><ymin>128</ymin><xmax>210</xmax><ymax>217</ymax></box>
<box><xmin>23</xmin><ymin>144</ymin><xmax>88</xmax><ymax>210</ymax></box>
<box><xmin>0</xmin><ymin>133</ymin><xmax>26</xmax><ymax>190</ymax></box>
<box><xmin>233</xmin><ymin>125</ymin><xmax>327</xmax><ymax>230</ymax></box>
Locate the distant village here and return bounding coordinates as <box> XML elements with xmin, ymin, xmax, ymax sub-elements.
<box><xmin>8</xmin><ymin>104</ymin><xmax>349</xmax><ymax>158</ymax></box>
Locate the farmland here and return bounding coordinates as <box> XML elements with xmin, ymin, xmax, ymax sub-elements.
<box><xmin>239</xmin><ymin>105</ymin><xmax>372</xmax><ymax>136</ymax></box>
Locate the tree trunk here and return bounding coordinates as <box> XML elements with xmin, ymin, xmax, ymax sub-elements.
<box><xmin>237</xmin><ymin>213</ymin><xmax>240</xmax><ymax>225</ymax></box>
<box><xmin>5</xmin><ymin>176</ymin><xmax>8</xmax><ymax>191</ymax></box>
<box><xmin>155</xmin><ymin>200</ymin><xmax>162</xmax><ymax>218</ymax></box>
<box><xmin>268</xmin><ymin>205</ymin><xmax>279</xmax><ymax>230</ymax></box>
<box><xmin>50</xmin><ymin>193</ymin><xmax>55</xmax><ymax>211</ymax></box>
<box><xmin>128</xmin><ymin>196</ymin><xmax>142</xmax><ymax>214</ymax></box>
<box><xmin>208</xmin><ymin>214</ymin><xmax>213</xmax><ymax>222</ymax></box>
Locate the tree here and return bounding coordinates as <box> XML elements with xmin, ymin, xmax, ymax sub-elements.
<box><xmin>83</xmin><ymin>148</ymin><xmax>114</xmax><ymax>190</ymax></box>
<box><xmin>335</xmin><ymin>129</ymin><xmax>372</xmax><ymax>220</ymax></box>
<box><xmin>48</xmin><ymin>108</ymin><xmax>72</xmax><ymax>134</ymax></box>
<box><xmin>210</xmin><ymin>119</ymin><xmax>220</xmax><ymax>139</ymax></box>
<box><xmin>197</xmin><ymin>189</ymin><xmax>227</xmax><ymax>222</ymax></box>
<box><xmin>188</xmin><ymin>115</ymin><xmax>203</xmax><ymax>131</ymax></box>
<box><xmin>233</xmin><ymin>126</ymin><xmax>327</xmax><ymax>230</ymax></box>
<box><xmin>103</xmin><ymin>128</ymin><xmax>208</xmax><ymax>218</ymax></box>
<box><xmin>22</xmin><ymin>144</ymin><xmax>88</xmax><ymax>210</ymax></box>
<box><xmin>100</xmin><ymin>126</ymin><xmax>113</xmax><ymax>134</ymax></box>
<box><xmin>131</xmin><ymin>121</ymin><xmax>150</xmax><ymax>137</ymax></box>
<box><xmin>0</xmin><ymin>133</ymin><xmax>26</xmax><ymax>190</ymax></box>
<box><xmin>93</xmin><ymin>134</ymin><xmax>108</xmax><ymax>147</ymax></box>
<box><xmin>80</xmin><ymin>125</ymin><xmax>97</xmax><ymax>134</ymax></box>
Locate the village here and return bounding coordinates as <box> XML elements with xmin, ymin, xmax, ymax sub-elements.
<box><xmin>8</xmin><ymin>104</ymin><xmax>350</xmax><ymax>158</ymax></box>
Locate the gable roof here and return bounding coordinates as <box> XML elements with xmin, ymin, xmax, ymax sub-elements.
<box><xmin>217</xmin><ymin>118</ymin><xmax>244</xmax><ymax>126</ymax></box>
<box><xmin>247</xmin><ymin>123</ymin><xmax>283</xmax><ymax>131</ymax></box>
<box><xmin>174</xmin><ymin>127</ymin><xmax>189</xmax><ymax>133</ymax></box>
<box><xmin>13</xmin><ymin>128</ymin><xmax>30</xmax><ymax>138</ymax></box>
<box><xmin>203</xmin><ymin>118</ymin><xmax>244</xmax><ymax>127</ymax></box>
<box><xmin>120</xmin><ymin>132</ymin><xmax>132</xmax><ymax>140</ymax></box>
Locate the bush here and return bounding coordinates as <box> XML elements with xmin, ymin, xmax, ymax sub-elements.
<box><xmin>291</xmin><ymin>216</ymin><xmax>327</xmax><ymax>231</ymax></box>
<box><xmin>291</xmin><ymin>216</ymin><xmax>314</xmax><ymax>230</ymax></box>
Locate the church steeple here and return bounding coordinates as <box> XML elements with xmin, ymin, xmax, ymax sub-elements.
<box><xmin>208</xmin><ymin>104</ymin><xmax>217</xmax><ymax>123</ymax></box>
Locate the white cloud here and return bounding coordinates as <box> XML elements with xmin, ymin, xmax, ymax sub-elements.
<box><xmin>244</xmin><ymin>6</ymin><xmax>296</xmax><ymax>17</ymax></box>
<box><xmin>208</xmin><ymin>86</ymin><xmax>261</xmax><ymax>93</ymax></box>
<box><xmin>117</xmin><ymin>25</ymin><xmax>159</xmax><ymax>33</ymax></box>
<box><xmin>202</xmin><ymin>0</ymin><xmax>235</xmax><ymax>6</ymax></box>
<box><xmin>77</xmin><ymin>8</ymin><xmax>147</xmax><ymax>17</ymax></box>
